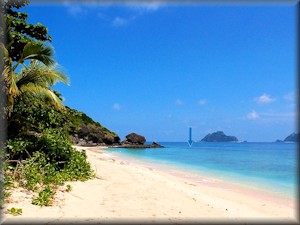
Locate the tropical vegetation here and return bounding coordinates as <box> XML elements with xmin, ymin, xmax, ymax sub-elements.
<box><xmin>0</xmin><ymin>0</ymin><xmax>117</xmax><ymax>210</ymax></box>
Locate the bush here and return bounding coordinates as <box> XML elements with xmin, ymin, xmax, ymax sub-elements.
<box><xmin>36</xmin><ymin>129</ymin><xmax>72</xmax><ymax>166</ymax></box>
<box><xmin>6</xmin><ymin>137</ymin><xmax>33</xmax><ymax>160</ymax></box>
<box><xmin>32</xmin><ymin>185</ymin><xmax>56</xmax><ymax>206</ymax></box>
<box><xmin>4</xmin><ymin>128</ymin><xmax>94</xmax><ymax>192</ymax></box>
<box><xmin>62</xmin><ymin>149</ymin><xmax>94</xmax><ymax>181</ymax></box>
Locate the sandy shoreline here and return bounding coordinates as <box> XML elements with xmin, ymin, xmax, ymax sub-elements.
<box><xmin>1</xmin><ymin>146</ymin><xmax>298</xmax><ymax>224</ymax></box>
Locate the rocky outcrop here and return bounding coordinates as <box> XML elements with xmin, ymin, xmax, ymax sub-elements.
<box><xmin>284</xmin><ymin>132</ymin><xmax>299</xmax><ymax>142</ymax></box>
<box><xmin>117</xmin><ymin>133</ymin><xmax>163</xmax><ymax>148</ymax></box>
<box><xmin>122</xmin><ymin>133</ymin><xmax>146</xmax><ymax>145</ymax></box>
<box><xmin>201</xmin><ymin>131</ymin><xmax>238</xmax><ymax>142</ymax></box>
<box><xmin>71</xmin><ymin>124</ymin><xmax>120</xmax><ymax>146</ymax></box>
<box><xmin>65</xmin><ymin>107</ymin><xmax>121</xmax><ymax>146</ymax></box>
<box><xmin>150</xmin><ymin>141</ymin><xmax>162</xmax><ymax>148</ymax></box>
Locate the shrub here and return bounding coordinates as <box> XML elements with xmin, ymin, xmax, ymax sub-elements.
<box><xmin>5</xmin><ymin>137</ymin><xmax>33</xmax><ymax>160</ymax></box>
<box><xmin>32</xmin><ymin>185</ymin><xmax>56</xmax><ymax>206</ymax></box>
<box><xmin>4</xmin><ymin>129</ymin><xmax>94</xmax><ymax>192</ymax></box>
<box><xmin>62</xmin><ymin>149</ymin><xmax>94</xmax><ymax>181</ymax></box>
<box><xmin>36</xmin><ymin>129</ymin><xmax>72</xmax><ymax>166</ymax></box>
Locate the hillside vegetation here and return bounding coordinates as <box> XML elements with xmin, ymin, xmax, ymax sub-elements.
<box><xmin>0</xmin><ymin>0</ymin><xmax>118</xmax><ymax>210</ymax></box>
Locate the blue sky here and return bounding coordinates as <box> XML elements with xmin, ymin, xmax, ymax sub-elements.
<box><xmin>24</xmin><ymin>1</ymin><xmax>297</xmax><ymax>142</ymax></box>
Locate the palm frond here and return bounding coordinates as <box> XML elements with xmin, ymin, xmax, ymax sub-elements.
<box><xmin>17</xmin><ymin>60</ymin><xmax>69</xmax><ymax>88</ymax></box>
<box><xmin>14</xmin><ymin>42</ymin><xmax>55</xmax><ymax>70</ymax></box>
<box><xmin>19</xmin><ymin>83</ymin><xmax>65</xmax><ymax>110</ymax></box>
<box><xmin>2</xmin><ymin>40</ymin><xmax>68</xmax><ymax>117</ymax></box>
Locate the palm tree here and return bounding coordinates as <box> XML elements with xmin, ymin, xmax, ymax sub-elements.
<box><xmin>1</xmin><ymin>41</ymin><xmax>69</xmax><ymax>118</ymax></box>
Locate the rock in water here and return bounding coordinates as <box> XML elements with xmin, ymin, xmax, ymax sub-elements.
<box><xmin>123</xmin><ymin>132</ymin><xmax>146</xmax><ymax>145</ymax></box>
<box><xmin>201</xmin><ymin>131</ymin><xmax>238</xmax><ymax>142</ymax></box>
<box><xmin>150</xmin><ymin>141</ymin><xmax>162</xmax><ymax>148</ymax></box>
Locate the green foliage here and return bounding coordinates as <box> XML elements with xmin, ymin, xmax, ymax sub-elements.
<box><xmin>1</xmin><ymin>0</ymin><xmax>108</xmax><ymax>206</ymax></box>
<box><xmin>37</xmin><ymin>129</ymin><xmax>72</xmax><ymax>164</ymax></box>
<box><xmin>20</xmin><ymin>151</ymin><xmax>47</xmax><ymax>190</ymax></box>
<box><xmin>1</xmin><ymin>0</ymin><xmax>51</xmax><ymax>62</ymax></box>
<box><xmin>6</xmin><ymin>137</ymin><xmax>31</xmax><ymax>158</ymax></box>
<box><xmin>2</xmin><ymin>42</ymin><xmax>68</xmax><ymax>118</ymax></box>
<box><xmin>8</xmin><ymin>96</ymin><xmax>118</xmax><ymax>144</ymax></box>
<box><xmin>8</xmin><ymin>96</ymin><xmax>68</xmax><ymax>138</ymax></box>
<box><xmin>32</xmin><ymin>185</ymin><xmax>55</xmax><ymax>206</ymax></box>
<box><xmin>6</xmin><ymin>207</ymin><xmax>23</xmax><ymax>216</ymax></box>
<box><xmin>5</xmin><ymin>130</ymin><xmax>94</xmax><ymax>191</ymax></box>
<box><xmin>66</xmin><ymin>184</ymin><xmax>72</xmax><ymax>192</ymax></box>
<box><xmin>66</xmin><ymin>107</ymin><xmax>118</xmax><ymax>138</ymax></box>
<box><xmin>62</xmin><ymin>149</ymin><xmax>94</xmax><ymax>181</ymax></box>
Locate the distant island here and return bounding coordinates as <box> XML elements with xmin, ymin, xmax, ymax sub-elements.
<box><xmin>284</xmin><ymin>132</ymin><xmax>299</xmax><ymax>142</ymax></box>
<box><xmin>276</xmin><ymin>132</ymin><xmax>299</xmax><ymax>142</ymax></box>
<box><xmin>200</xmin><ymin>131</ymin><xmax>238</xmax><ymax>142</ymax></box>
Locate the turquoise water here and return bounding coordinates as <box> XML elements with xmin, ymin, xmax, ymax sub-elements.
<box><xmin>107</xmin><ymin>142</ymin><xmax>298</xmax><ymax>199</ymax></box>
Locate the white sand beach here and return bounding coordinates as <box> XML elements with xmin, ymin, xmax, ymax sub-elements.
<box><xmin>1</xmin><ymin>146</ymin><xmax>298</xmax><ymax>224</ymax></box>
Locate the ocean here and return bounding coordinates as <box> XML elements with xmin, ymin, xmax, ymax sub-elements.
<box><xmin>107</xmin><ymin>142</ymin><xmax>298</xmax><ymax>200</ymax></box>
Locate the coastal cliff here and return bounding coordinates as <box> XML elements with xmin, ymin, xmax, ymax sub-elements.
<box><xmin>66</xmin><ymin>107</ymin><xmax>120</xmax><ymax>146</ymax></box>
<box><xmin>201</xmin><ymin>131</ymin><xmax>238</xmax><ymax>142</ymax></box>
<box><xmin>68</xmin><ymin>111</ymin><xmax>163</xmax><ymax>148</ymax></box>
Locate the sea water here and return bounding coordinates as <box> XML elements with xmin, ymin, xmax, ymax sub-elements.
<box><xmin>107</xmin><ymin>142</ymin><xmax>297</xmax><ymax>199</ymax></box>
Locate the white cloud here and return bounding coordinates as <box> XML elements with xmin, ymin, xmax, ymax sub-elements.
<box><xmin>125</xmin><ymin>1</ymin><xmax>165</xmax><ymax>12</ymax></box>
<box><xmin>255</xmin><ymin>93</ymin><xmax>275</xmax><ymax>104</ymax></box>
<box><xmin>111</xmin><ymin>17</ymin><xmax>129</xmax><ymax>26</ymax></box>
<box><xmin>247</xmin><ymin>110</ymin><xmax>259</xmax><ymax>120</ymax></box>
<box><xmin>63</xmin><ymin>2</ymin><xmax>163</xmax><ymax>26</ymax></box>
<box><xmin>244</xmin><ymin>109</ymin><xmax>296</xmax><ymax>124</ymax></box>
<box><xmin>65</xmin><ymin>4</ymin><xmax>87</xmax><ymax>16</ymax></box>
<box><xmin>112</xmin><ymin>103</ymin><xmax>121</xmax><ymax>110</ymax></box>
<box><xmin>175</xmin><ymin>99</ymin><xmax>184</xmax><ymax>105</ymax></box>
<box><xmin>198</xmin><ymin>99</ymin><xmax>207</xmax><ymax>106</ymax></box>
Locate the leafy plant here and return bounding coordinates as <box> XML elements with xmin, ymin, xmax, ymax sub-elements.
<box><xmin>6</xmin><ymin>207</ymin><xmax>23</xmax><ymax>216</ymax></box>
<box><xmin>5</xmin><ymin>137</ymin><xmax>31</xmax><ymax>159</ymax></box>
<box><xmin>66</xmin><ymin>184</ymin><xmax>72</xmax><ymax>192</ymax></box>
<box><xmin>1</xmin><ymin>0</ymin><xmax>97</xmax><ymax>206</ymax></box>
<box><xmin>32</xmin><ymin>185</ymin><xmax>55</xmax><ymax>206</ymax></box>
<box><xmin>4</xmin><ymin>131</ymin><xmax>94</xmax><ymax>191</ymax></box>
<box><xmin>2</xmin><ymin>0</ymin><xmax>51</xmax><ymax>62</ymax></box>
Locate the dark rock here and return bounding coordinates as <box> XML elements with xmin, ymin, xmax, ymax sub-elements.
<box><xmin>118</xmin><ymin>134</ymin><xmax>163</xmax><ymax>148</ymax></box>
<box><xmin>275</xmin><ymin>139</ymin><xmax>283</xmax><ymax>143</ymax></box>
<box><xmin>116</xmin><ymin>143</ymin><xmax>164</xmax><ymax>149</ymax></box>
<box><xmin>103</xmin><ymin>134</ymin><xmax>121</xmax><ymax>145</ymax></box>
<box><xmin>284</xmin><ymin>133</ymin><xmax>299</xmax><ymax>142</ymax></box>
<box><xmin>71</xmin><ymin>124</ymin><xmax>120</xmax><ymax>146</ymax></box>
<box><xmin>123</xmin><ymin>132</ymin><xmax>146</xmax><ymax>145</ymax></box>
<box><xmin>150</xmin><ymin>141</ymin><xmax>162</xmax><ymax>148</ymax></box>
<box><xmin>201</xmin><ymin>131</ymin><xmax>238</xmax><ymax>142</ymax></box>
